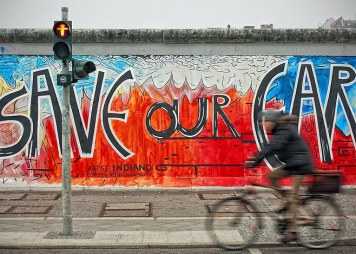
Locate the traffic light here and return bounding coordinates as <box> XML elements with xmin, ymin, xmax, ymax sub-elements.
<box><xmin>53</xmin><ymin>21</ymin><xmax>72</xmax><ymax>60</ymax></box>
<box><xmin>72</xmin><ymin>59</ymin><xmax>96</xmax><ymax>83</ymax></box>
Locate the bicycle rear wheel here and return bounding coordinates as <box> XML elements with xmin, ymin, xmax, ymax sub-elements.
<box><xmin>297</xmin><ymin>195</ymin><xmax>344</xmax><ymax>249</ymax></box>
<box><xmin>205</xmin><ymin>197</ymin><xmax>262</xmax><ymax>250</ymax></box>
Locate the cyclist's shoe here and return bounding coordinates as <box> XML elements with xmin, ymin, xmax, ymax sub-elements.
<box><xmin>281</xmin><ymin>232</ymin><xmax>298</xmax><ymax>244</ymax></box>
<box><xmin>274</xmin><ymin>205</ymin><xmax>288</xmax><ymax>214</ymax></box>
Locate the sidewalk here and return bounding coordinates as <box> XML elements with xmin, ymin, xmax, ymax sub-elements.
<box><xmin>0</xmin><ymin>188</ymin><xmax>355</xmax><ymax>248</ymax></box>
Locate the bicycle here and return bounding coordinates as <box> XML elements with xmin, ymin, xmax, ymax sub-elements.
<box><xmin>205</xmin><ymin>169</ymin><xmax>345</xmax><ymax>251</ymax></box>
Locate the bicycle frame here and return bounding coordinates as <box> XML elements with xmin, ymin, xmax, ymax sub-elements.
<box><xmin>242</xmin><ymin>185</ymin><xmax>285</xmax><ymax>220</ymax></box>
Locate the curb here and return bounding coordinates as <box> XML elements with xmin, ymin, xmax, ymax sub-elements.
<box><xmin>1</xmin><ymin>238</ymin><xmax>355</xmax><ymax>249</ymax></box>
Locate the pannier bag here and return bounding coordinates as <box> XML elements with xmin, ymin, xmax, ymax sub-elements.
<box><xmin>308</xmin><ymin>170</ymin><xmax>343</xmax><ymax>194</ymax></box>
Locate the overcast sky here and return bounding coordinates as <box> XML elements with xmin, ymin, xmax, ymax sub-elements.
<box><xmin>0</xmin><ymin>0</ymin><xmax>355</xmax><ymax>29</ymax></box>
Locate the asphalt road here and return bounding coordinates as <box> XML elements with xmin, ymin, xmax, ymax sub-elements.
<box><xmin>0</xmin><ymin>246</ymin><xmax>354</xmax><ymax>254</ymax></box>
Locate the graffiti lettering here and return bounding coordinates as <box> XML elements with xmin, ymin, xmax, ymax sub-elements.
<box><xmin>291</xmin><ymin>63</ymin><xmax>332</xmax><ymax>163</ymax></box>
<box><xmin>253</xmin><ymin>62</ymin><xmax>356</xmax><ymax>167</ymax></box>
<box><xmin>71</xmin><ymin>71</ymin><xmax>105</xmax><ymax>157</ymax></box>
<box><xmin>146</xmin><ymin>101</ymin><xmax>178</xmax><ymax>139</ymax></box>
<box><xmin>27</xmin><ymin>69</ymin><xmax>107</xmax><ymax>158</ymax></box>
<box><xmin>325</xmin><ymin>65</ymin><xmax>356</xmax><ymax>151</ymax></box>
<box><xmin>0</xmin><ymin>86</ymin><xmax>32</xmax><ymax>158</ymax></box>
<box><xmin>29</xmin><ymin>69</ymin><xmax>62</xmax><ymax>157</ymax></box>
<box><xmin>175</xmin><ymin>98</ymin><xmax>208</xmax><ymax>138</ymax></box>
<box><xmin>146</xmin><ymin>95</ymin><xmax>239</xmax><ymax>139</ymax></box>
<box><xmin>101</xmin><ymin>69</ymin><xmax>134</xmax><ymax>159</ymax></box>
<box><xmin>1</xmin><ymin>61</ymin><xmax>355</xmax><ymax>167</ymax></box>
<box><xmin>0</xmin><ymin>69</ymin><xmax>135</xmax><ymax>160</ymax></box>
<box><xmin>213</xmin><ymin>94</ymin><xmax>240</xmax><ymax>138</ymax></box>
<box><xmin>252</xmin><ymin>62</ymin><xmax>288</xmax><ymax>168</ymax></box>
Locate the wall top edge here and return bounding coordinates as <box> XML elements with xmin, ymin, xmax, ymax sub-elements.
<box><xmin>0</xmin><ymin>28</ymin><xmax>355</xmax><ymax>43</ymax></box>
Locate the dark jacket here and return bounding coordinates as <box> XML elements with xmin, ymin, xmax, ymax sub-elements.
<box><xmin>253</xmin><ymin>123</ymin><xmax>313</xmax><ymax>175</ymax></box>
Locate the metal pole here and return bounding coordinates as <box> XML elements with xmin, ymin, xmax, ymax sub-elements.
<box><xmin>60</xmin><ymin>6</ymin><xmax>73</xmax><ymax>235</ymax></box>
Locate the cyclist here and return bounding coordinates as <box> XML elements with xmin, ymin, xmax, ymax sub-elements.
<box><xmin>245</xmin><ymin>109</ymin><xmax>314</xmax><ymax>243</ymax></box>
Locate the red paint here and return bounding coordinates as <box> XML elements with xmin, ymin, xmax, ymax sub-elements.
<box><xmin>5</xmin><ymin>82</ymin><xmax>355</xmax><ymax>187</ymax></box>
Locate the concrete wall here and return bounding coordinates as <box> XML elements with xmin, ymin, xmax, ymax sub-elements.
<box><xmin>1</xmin><ymin>28</ymin><xmax>356</xmax><ymax>55</ymax></box>
<box><xmin>0</xmin><ymin>29</ymin><xmax>355</xmax><ymax>188</ymax></box>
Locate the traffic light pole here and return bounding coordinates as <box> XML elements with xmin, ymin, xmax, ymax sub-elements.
<box><xmin>60</xmin><ymin>7</ymin><xmax>73</xmax><ymax>235</ymax></box>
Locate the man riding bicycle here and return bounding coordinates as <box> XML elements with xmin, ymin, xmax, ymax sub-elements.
<box><xmin>246</xmin><ymin>109</ymin><xmax>314</xmax><ymax>243</ymax></box>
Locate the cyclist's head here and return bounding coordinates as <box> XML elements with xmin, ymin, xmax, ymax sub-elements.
<box><xmin>260</xmin><ymin>109</ymin><xmax>283</xmax><ymax>131</ymax></box>
<box><xmin>262</xmin><ymin>109</ymin><xmax>283</xmax><ymax>122</ymax></box>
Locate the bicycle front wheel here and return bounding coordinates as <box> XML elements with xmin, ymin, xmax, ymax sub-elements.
<box><xmin>205</xmin><ymin>197</ymin><xmax>262</xmax><ymax>250</ymax></box>
<box><xmin>298</xmin><ymin>195</ymin><xmax>345</xmax><ymax>249</ymax></box>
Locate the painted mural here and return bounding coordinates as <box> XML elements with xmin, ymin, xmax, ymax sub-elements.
<box><xmin>0</xmin><ymin>55</ymin><xmax>355</xmax><ymax>187</ymax></box>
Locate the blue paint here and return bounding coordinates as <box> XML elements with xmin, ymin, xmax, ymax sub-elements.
<box><xmin>266</xmin><ymin>56</ymin><xmax>356</xmax><ymax>136</ymax></box>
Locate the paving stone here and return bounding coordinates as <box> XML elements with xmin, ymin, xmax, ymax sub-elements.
<box><xmin>44</xmin><ymin>231</ymin><xmax>95</xmax><ymax>239</ymax></box>
<box><xmin>256</xmin><ymin>192</ymin><xmax>280</xmax><ymax>199</ymax></box>
<box><xmin>142</xmin><ymin>231</ymin><xmax>168</xmax><ymax>244</ymax></box>
<box><xmin>167</xmin><ymin>230</ymin><xmax>194</xmax><ymax>243</ymax></box>
<box><xmin>102</xmin><ymin>209</ymin><xmax>150</xmax><ymax>217</ymax></box>
<box><xmin>25</xmin><ymin>194</ymin><xmax>60</xmax><ymax>200</ymax></box>
<box><xmin>102</xmin><ymin>202</ymin><xmax>151</xmax><ymax>217</ymax></box>
<box><xmin>105</xmin><ymin>203</ymin><xmax>149</xmax><ymax>210</ymax></box>
<box><xmin>206</xmin><ymin>204</ymin><xmax>248</xmax><ymax>214</ymax></box>
<box><xmin>0</xmin><ymin>194</ymin><xmax>25</xmax><ymax>200</ymax></box>
<box><xmin>198</xmin><ymin>193</ymin><xmax>236</xmax><ymax>200</ymax></box>
<box><xmin>0</xmin><ymin>206</ymin><xmax>12</xmax><ymax>214</ymax></box>
<box><xmin>117</xmin><ymin>231</ymin><xmax>143</xmax><ymax>243</ymax></box>
<box><xmin>92</xmin><ymin>231</ymin><xmax>118</xmax><ymax>241</ymax></box>
<box><xmin>9</xmin><ymin>206</ymin><xmax>52</xmax><ymax>214</ymax></box>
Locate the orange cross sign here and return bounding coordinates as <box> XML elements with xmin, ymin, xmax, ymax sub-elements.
<box><xmin>55</xmin><ymin>23</ymin><xmax>70</xmax><ymax>38</ymax></box>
